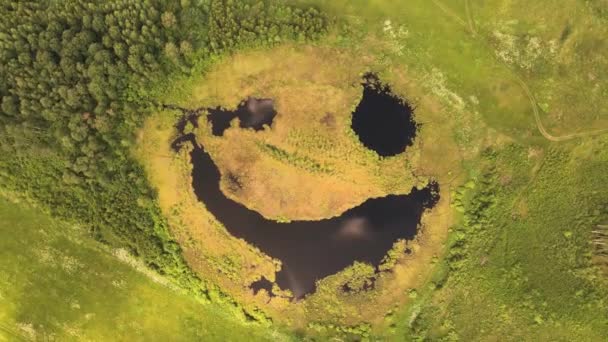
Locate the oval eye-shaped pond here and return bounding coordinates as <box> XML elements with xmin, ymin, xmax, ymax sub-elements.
<box><xmin>351</xmin><ymin>73</ymin><xmax>417</xmax><ymax>157</ymax></box>
<box><xmin>207</xmin><ymin>97</ymin><xmax>277</xmax><ymax>136</ymax></box>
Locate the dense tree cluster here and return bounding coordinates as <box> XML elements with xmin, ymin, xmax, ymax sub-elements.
<box><xmin>0</xmin><ymin>0</ymin><xmax>326</xmax><ymax>277</ymax></box>
<box><xmin>208</xmin><ymin>0</ymin><xmax>326</xmax><ymax>51</ymax></box>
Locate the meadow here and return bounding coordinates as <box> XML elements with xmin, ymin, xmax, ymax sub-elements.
<box><xmin>0</xmin><ymin>195</ymin><xmax>289</xmax><ymax>341</ymax></box>
<box><xmin>382</xmin><ymin>136</ymin><xmax>608</xmax><ymax>341</ymax></box>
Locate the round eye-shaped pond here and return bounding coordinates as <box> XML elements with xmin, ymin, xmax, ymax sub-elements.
<box><xmin>351</xmin><ymin>73</ymin><xmax>417</xmax><ymax>157</ymax></box>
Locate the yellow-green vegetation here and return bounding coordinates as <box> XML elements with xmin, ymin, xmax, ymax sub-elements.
<box><xmin>167</xmin><ymin>45</ymin><xmax>426</xmax><ymax>221</ymax></box>
<box><xmin>0</xmin><ymin>195</ymin><xmax>290</xmax><ymax>341</ymax></box>
<box><xmin>135</xmin><ymin>113</ymin><xmax>281</xmax><ymax>309</ymax></box>
<box><xmin>383</xmin><ymin>137</ymin><xmax>608</xmax><ymax>341</ymax></box>
<box><xmin>472</xmin><ymin>0</ymin><xmax>608</xmax><ymax>137</ymax></box>
<box><xmin>2</xmin><ymin>0</ymin><xmax>608</xmax><ymax>340</ymax></box>
<box><xmin>137</xmin><ymin>31</ymin><xmax>461</xmax><ymax>331</ymax></box>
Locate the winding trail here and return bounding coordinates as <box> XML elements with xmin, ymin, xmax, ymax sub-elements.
<box><xmin>431</xmin><ymin>0</ymin><xmax>608</xmax><ymax>142</ymax></box>
<box><xmin>430</xmin><ymin>0</ymin><xmax>467</xmax><ymax>27</ymax></box>
<box><xmin>514</xmin><ymin>76</ymin><xmax>608</xmax><ymax>141</ymax></box>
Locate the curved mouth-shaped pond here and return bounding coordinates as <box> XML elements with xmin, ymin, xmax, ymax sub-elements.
<box><xmin>173</xmin><ymin>133</ymin><xmax>438</xmax><ymax>298</ymax></box>
<box><xmin>170</xmin><ymin>74</ymin><xmax>436</xmax><ymax>299</ymax></box>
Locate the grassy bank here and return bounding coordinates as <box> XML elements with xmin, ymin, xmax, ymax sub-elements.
<box><xmin>383</xmin><ymin>136</ymin><xmax>608</xmax><ymax>341</ymax></box>
<box><xmin>0</xmin><ymin>195</ymin><xmax>289</xmax><ymax>341</ymax></box>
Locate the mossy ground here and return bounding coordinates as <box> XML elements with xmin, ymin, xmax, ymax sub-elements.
<box><xmin>139</xmin><ymin>23</ymin><xmax>467</xmax><ymax>332</ymax></box>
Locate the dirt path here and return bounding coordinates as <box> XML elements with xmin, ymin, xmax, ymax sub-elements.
<box><xmin>514</xmin><ymin>76</ymin><xmax>608</xmax><ymax>141</ymax></box>
<box><xmin>430</xmin><ymin>0</ymin><xmax>467</xmax><ymax>27</ymax></box>
<box><xmin>432</xmin><ymin>0</ymin><xmax>608</xmax><ymax>142</ymax></box>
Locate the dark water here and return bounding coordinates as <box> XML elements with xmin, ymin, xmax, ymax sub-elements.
<box><xmin>207</xmin><ymin>98</ymin><xmax>277</xmax><ymax>136</ymax></box>
<box><xmin>172</xmin><ymin>133</ymin><xmax>438</xmax><ymax>298</ymax></box>
<box><xmin>251</xmin><ymin>277</ymin><xmax>274</xmax><ymax>295</ymax></box>
<box><xmin>351</xmin><ymin>73</ymin><xmax>417</xmax><ymax>157</ymax></box>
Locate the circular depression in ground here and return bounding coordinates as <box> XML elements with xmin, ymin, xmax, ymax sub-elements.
<box><xmin>170</xmin><ymin>74</ymin><xmax>437</xmax><ymax>298</ymax></box>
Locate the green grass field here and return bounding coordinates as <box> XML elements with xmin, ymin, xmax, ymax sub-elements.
<box><xmin>297</xmin><ymin>0</ymin><xmax>608</xmax><ymax>139</ymax></box>
<box><xmin>0</xmin><ymin>196</ymin><xmax>288</xmax><ymax>341</ymax></box>
<box><xmin>382</xmin><ymin>136</ymin><xmax>608</xmax><ymax>341</ymax></box>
